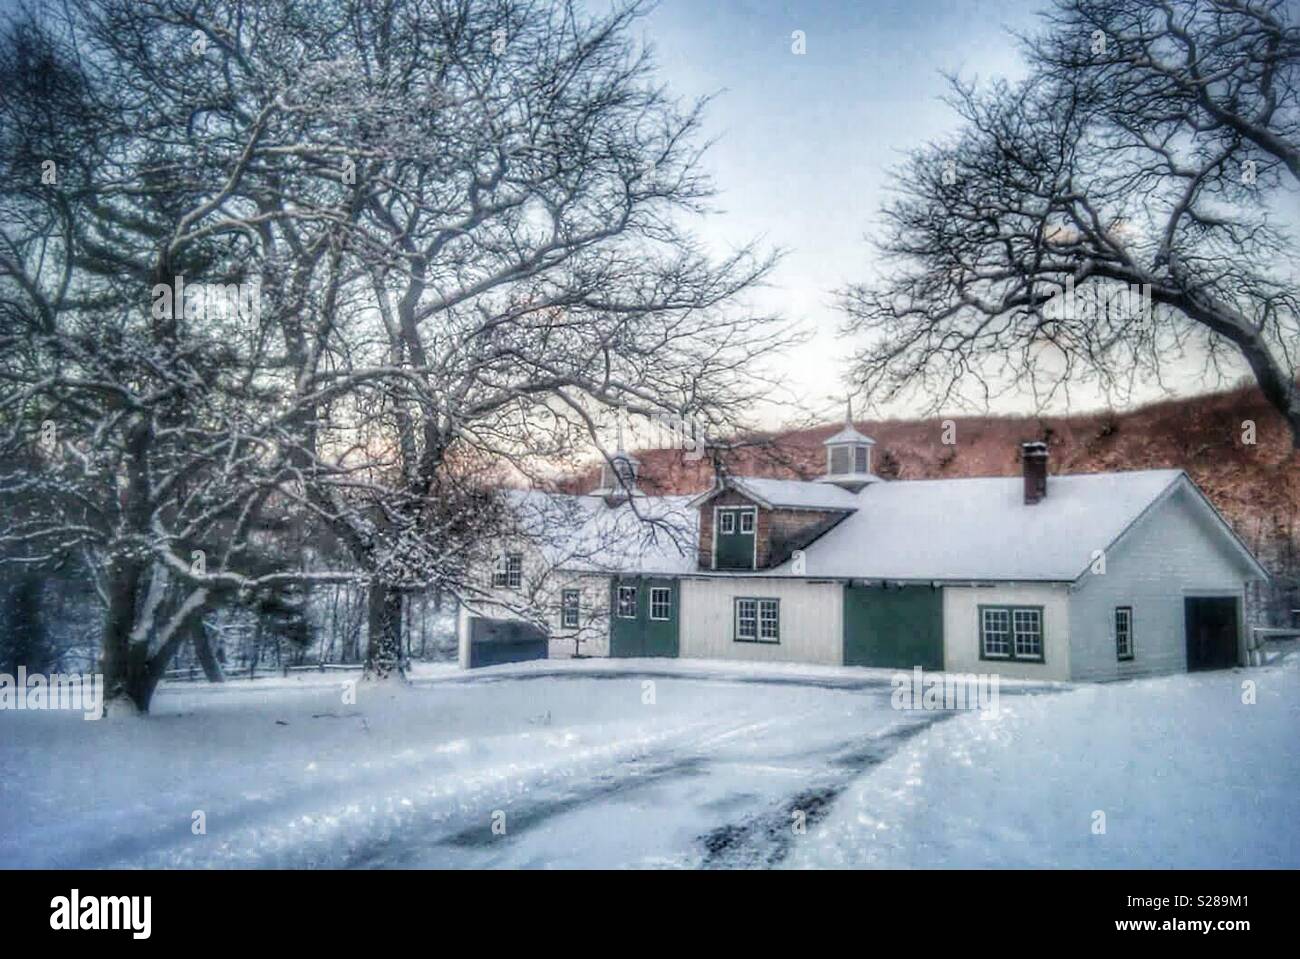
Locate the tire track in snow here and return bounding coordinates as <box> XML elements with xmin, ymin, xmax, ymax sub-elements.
<box><xmin>374</xmin><ymin>714</ymin><xmax>807</xmax><ymax>866</ymax></box>
<box><xmin>696</xmin><ymin>714</ymin><xmax>950</xmax><ymax>869</ymax></box>
<box><xmin>432</xmin><ymin>755</ymin><xmax>709</xmax><ymax>851</ymax></box>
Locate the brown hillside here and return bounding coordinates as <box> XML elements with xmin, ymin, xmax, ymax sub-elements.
<box><xmin>568</xmin><ymin>385</ymin><xmax>1299</xmax><ymax>619</ymax></box>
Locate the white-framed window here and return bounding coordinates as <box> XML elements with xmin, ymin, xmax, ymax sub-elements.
<box><xmin>650</xmin><ymin>587</ymin><xmax>671</xmax><ymax>621</ymax></box>
<box><xmin>980</xmin><ymin>606</ymin><xmax>1044</xmax><ymax>662</ymax></box>
<box><xmin>493</xmin><ymin>553</ymin><xmax>522</xmax><ymax>589</ymax></box>
<box><xmin>981</xmin><ymin>608</ymin><xmax>1010</xmax><ymax>658</ymax></box>
<box><xmin>719</xmin><ymin>511</ymin><xmax>735</xmax><ymax>534</ymax></box>
<box><xmin>616</xmin><ymin>585</ymin><xmax>638</xmax><ymax>619</ymax></box>
<box><xmin>735</xmin><ymin>597</ymin><xmax>779</xmax><ymax>643</ymax></box>
<box><xmin>739</xmin><ymin>511</ymin><xmax>755</xmax><ymax>534</ymax></box>
<box><xmin>735</xmin><ymin>598</ymin><xmax>757</xmax><ymax>640</ymax></box>
<box><xmin>1013</xmin><ymin>609</ymin><xmax>1042</xmax><ymax>659</ymax></box>
<box><xmin>854</xmin><ymin>445</ymin><xmax>869</xmax><ymax>474</ymax></box>
<box><xmin>561</xmin><ymin>589</ymin><xmax>580</xmax><ymax>629</ymax></box>
<box><xmin>1115</xmin><ymin>606</ymin><xmax>1133</xmax><ymax>661</ymax></box>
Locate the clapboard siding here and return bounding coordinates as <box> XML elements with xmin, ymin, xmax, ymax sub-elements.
<box><xmin>457</xmin><ymin>548</ymin><xmax>612</xmax><ymax>663</ymax></box>
<box><xmin>547</xmin><ymin>572</ymin><xmax>613</xmax><ymax>659</ymax></box>
<box><xmin>679</xmin><ymin>578</ymin><xmax>843</xmax><ymax>665</ymax></box>
<box><xmin>943</xmin><ymin>583</ymin><xmax>1072</xmax><ymax>681</ymax></box>
<box><xmin>1068</xmin><ymin>482</ymin><xmax>1251</xmax><ymax>681</ymax></box>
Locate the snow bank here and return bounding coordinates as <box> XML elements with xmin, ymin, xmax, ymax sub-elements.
<box><xmin>785</xmin><ymin>648</ymin><xmax>1300</xmax><ymax>868</ymax></box>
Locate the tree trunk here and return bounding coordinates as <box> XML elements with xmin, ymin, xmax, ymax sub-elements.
<box><xmin>1233</xmin><ymin>331</ymin><xmax>1300</xmax><ymax>450</ymax></box>
<box><xmin>102</xmin><ymin>567</ymin><xmax>213</xmax><ymax>714</ymax></box>
<box><xmin>249</xmin><ymin>623</ymin><xmax>261</xmax><ymax>679</ymax></box>
<box><xmin>2</xmin><ymin>572</ymin><xmax>49</xmax><ymax>675</ymax></box>
<box><xmin>1175</xmin><ymin>292</ymin><xmax>1300</xmax><ymax>451</ymax></box>
<box><xmin>100</xmin><ymin>557</ymin><xmax>150</xmax><ymax>714</ymax></box>
<box><xmin>343</xmin><ymin>587</ymin><xmax>361</xmax><ymax>663</ymax></box>
<box><xmin>191</xmin><ymin>619</ymin><xmax>225</xmax><ymax>683</ymax></box>
<box><xmin>365</xmin><ymin>583</ymin><xmax>404</xmax><ymax>679</ymax></box>
<box><xmin>419</xmin><ymin>595</ymin><xmax>428</xmax><ymax>658</ymax></box>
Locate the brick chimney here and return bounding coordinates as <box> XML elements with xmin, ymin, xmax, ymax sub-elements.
<box><xmin>1022</xmin><ymin>441</ymin><xmax>1049</xmax><ymax>504</ymax></box>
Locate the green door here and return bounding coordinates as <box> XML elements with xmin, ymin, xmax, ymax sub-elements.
<box><xmin>715</xmin><ymin>507</ymin><xmax>756</xmax><ymax>570</ymax></box>
<box><xmin>843</xmin><ymin>583</ymin><xmax>944</xmax><ymax>670</ymax></box>
<box><xmin>609</xmin><ymin>577</ymin><xmax>679</xmax><ymax>658</ymax></box>
<box><xmin>643</xmin><ymin>580</ymin><xmax>679</xmax><ymax>657</ymax></box>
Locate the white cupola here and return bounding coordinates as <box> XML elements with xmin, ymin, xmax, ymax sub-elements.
<box><xmin>590</xmin><ymin>417</ymin><xmax>640</xmax><ymax>506</ymax></box>
<box><xmin>597</xmin><ymin>449</ymin><xmax>639</xmax><ymax>497</ymax></box>
<box><xmin>818</xmin><ymin>401</ymin><xmax>878</xmax><ymax>492</ymax></box>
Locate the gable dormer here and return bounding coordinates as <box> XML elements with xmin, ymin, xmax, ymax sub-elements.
<box><xmin>819</xmin><ymin>403</ymin><xmax>878</xmax><ymax>493</ymax></box>
<box><xmin>689</xmin><ymin>476</ymin><xmax>858</xmax><ymax>571</ymax></box>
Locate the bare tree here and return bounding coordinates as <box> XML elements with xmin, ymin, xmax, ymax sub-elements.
<box><xmin>0</xmin><ymin>0</ymin><xmax>369</xmax><ymax>711</ymax></box>
<box><xmin>0</xmin><ymin>0</ymin><xmax>793</xmax><ymax>706</ymax></box>
<box><xmin>265</xmin><ymin>0</ymin><xmax>790</xmax><ymax>677</ymax></box>
<box><xmin>843</xmin><ymin>0</ymin><xmax>1300</xmax><ymax>447</ymax></box>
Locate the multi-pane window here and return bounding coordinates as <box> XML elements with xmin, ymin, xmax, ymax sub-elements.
<box><xmin>561</xmin><ymin>589</ymin><xmax>580</xmax><ymax>629</ymax></box>
<box><xmin>650</xmin><ymin>587</ymin><xmax>672</xmax><ymax>621</ymax></box>
<box><xmin>735</xmin><ymin>598</ymin><xmax>779</xmax><ymax>643</ymax></box>
<box><xmin>980</xmin><ymin>606</ymin><xmax>1044</xmax><ymax>662</ymax></box>
<box><xmin>1115</xmin><ymin>606</ymin><xmax>1133</xmax><ymax>661</ymax></box>
<box><xmin>616</xmin><ymin>585</ymin><xmax>638</xmax><ymax>619</ymax></box>
<box><xmin>719</xmin><ymin>511</ymin><xmax>735</xmax><ymax>534</ymax></box>
<box><xmin>735</xmin><ymin>599</ymin><xmax>757</xmax><ymax>640</ymax></box>
<box><xmin>493</xmin><ymin>553</ymin><xmax>522</xmax><ymax>588</ymax></box>
<box><xmin>739</xmin><ymin>511</ymin><xmax>755</xmax><ymax>534</ymax></box>
<box><xmin>1013</xmin><ymin>609</ymin><xmax>1042</xmax><ymax>659</ymax></box>
<box><xmin>981</xmin><ymin>608</ymin><xmax>1011</xmax><ymax>657</ymax></box>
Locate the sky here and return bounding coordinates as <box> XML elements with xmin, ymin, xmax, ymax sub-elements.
<box><xmin>634</xmin><ymin>0</ymin><xmax>1256</xmax><ymax>428</ymax></box>
<box><xmin>5</xmin><ymin>0</ymin><xmax>1277</xmax><ymax>435</ymax></box>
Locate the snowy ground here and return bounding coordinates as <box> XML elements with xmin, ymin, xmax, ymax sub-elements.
<box><xmin>786</xmin><ymin>645</ymin><xmax>1300</xmax><ymax>869</ymax></box>
<box><xmin>1</xmin><ymin>652</ymin><xmax>1296</xmax><ymax>869</ymax></box>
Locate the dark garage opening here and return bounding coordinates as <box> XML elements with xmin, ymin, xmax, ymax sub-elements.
<box><xmin>1184</xmin><ymin>597</ymin><xmax>1240</xmax><ymax>671</ymax></box>
<box><xmin>467</xmin><ymin>616</ymin><xmax>549</xmax><ymax>668</ymax></box>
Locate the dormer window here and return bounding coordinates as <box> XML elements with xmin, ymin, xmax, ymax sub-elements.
<box><xmin>713</xmin><ymin>505</ymin><xmax>757</xmax><ymax>570</ymax></box>
<box><xmin>689</xmin><ymin>476</ymin><xmax>858</xmax><ymax>572</ymax></box>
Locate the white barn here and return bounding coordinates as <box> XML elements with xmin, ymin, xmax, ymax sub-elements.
<box><xmin>459</xmin><ymin>424</ymin><xmax>1268</xmax><ymax>681</ymax></box>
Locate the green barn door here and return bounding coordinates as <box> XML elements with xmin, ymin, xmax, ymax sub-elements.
<box><xmin>642</xmin><ymin>579</ymin><xmax>679</xmax><ymax>658</ymax></box>
<box><xmin>610</xmin><ymin>577</ymin><xmax>679</xmax><ymax>658</ymax></box>
<box><xmin>610</xmin><ymin>578</ymin><xmax>644</xmax><ymax>657</ymax></box>
<box><xmin>715</xmin><ymin>507</ymin><xmax>756</xmax><ymax>570</ymax></box>
<box><xmin>843</xmin><ymin>583</ymin><xmax>944</xmax><ymax>670</ymax></box>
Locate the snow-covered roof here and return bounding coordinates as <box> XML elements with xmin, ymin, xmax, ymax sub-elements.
<box><xmin>510</xmin><ymin>467</ymin><xmax>1265</xmax><ymax>584</ymax></box>
<box><xmin>822</xmin><ymin>424</ymin><xmax>876</xmax><ymax>446</ymax></box>
<box><xmin>506</xmin><ymin>489</ymin><xmax>698</xmax><ymax>576</ymax></box>
<box><xmin>761</xmin><ymin>469</ymin><xmax>1190</xmax><ymax>581</ymax></box>
<box><xmin>689</xmin><ymin>476</ymin><xmax>860</xmax><ymax>512</ymax></box>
